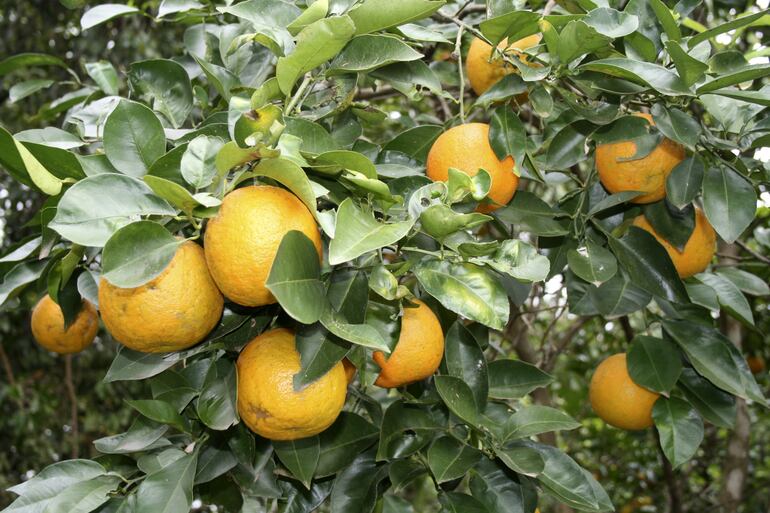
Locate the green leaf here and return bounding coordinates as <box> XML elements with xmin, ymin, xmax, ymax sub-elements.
<box><xmin>663</xmin><ymin>319</ymin><xmax>765</xmax><ymax>405</ymax></box>
<box><xmin>414</xmin><ymin>260</ymin><xmax>509</xmax><ymax>330</ymax></box>
<box><xmin>329</xmin><ymin>34</ymin><xmax>422</xmax><ymax>73</ymax></box>
<box><xmin>664</xmin><ymin>41</ymin><xmax>708</xmax><ymax>87</ymax></box>
<box><xmin>85</xmin><ymin>60</ymin><xmax>120</xmax><ymax>95</ymax></box>
<box><xmin>586</xmin><ymin>191</ymin><xmax>643</xmax><ymax>217</ymax></box>
<box><xmin>8</xmin><ymin>79</ymin><xmax>55</xmax><ymax>103</ymax></box>
<box><xmin>503</xmin><ymin>405</ymin><xmax>581</xmax><ymax>440</ymax></box>
<box><xmin>247</xmin><ymin>157</ymin><xmax>318</xmax><ymax>218</ymax></box>
<box><xmin>608</xmin><ymin>227</ymin><xmax>688</xmax><ymax>303</ymax></box>
<box><xmin>471</xmin><ymin>239</ymin><xmax>550</xmax><ymax>283</ymax></box>
<box><xmin>652</xmin><ymin>397</ymin><xmax>704</xmax><ymax>468</ymax></box>
<box><xmin>439</xmin><ymin>492</ymin><xmax>489</xmax><ymax>513</ymax></box>
<box><xmin>158</xmin><ymin>0</ymin><xmax>205</xmax><ymax>18</ymax></box>
<box><xmin>49</xmin><ymin>174</ymin><xmax>176</xmax><ymax>247</ymax></box>
<box><xmin>702</xmin><ymin>166</ymin><xmax>756</xmax><ymax>243</ymax></box>
<box><xmin>558</xmin><ymin>21</ymin><xmax>612</xmax><ymax>64</ymax></box>
<box><xmin>5</xmin><ymin>460</ymin><xmax>107</xmax><ymax>513</ymax></box>
<box><xmin>650</xmin><ymin>103</ymin><xmax>700</xmax><ymax>148</ymax></box>
<box><xmin>128</xmin><ymin>59</ymin><xmax>194</xmax><ymax>129</ymax></box>
<box><xmin>627</xmin><ymin>335</ymin><xmax>682</xmax><ymax>394</ymax></box>
<box><xmin>320</xmin><ymin>305</ymin><xmax>390</xmax><ymax>352</ymax></box>
<box><xmin>427</xmin><ymin>436</ymin><xmax>482</xmax><ymax>484</ymax></box>
<box><xmin>479</xmin><ymin>10</ymin><xmax>540</xmax><ymax>45</ymax></box>
<box><xmin>294</xmin><ymin>325</ymin><xmax>350</xmax><ymax>391</ymax></box>
<box><xmin>135</xmin><ymin>451</ymin><xmax>197</xmax><ymax>513</ymax></box>
<box><xmin>104</xmin><ymin>347</ymin><xmax>181</xmax><ymax>382</ymax></box>
<box><xmin>192</xmin><ymin>55</ymin><xmax>239</xmax><ymax>101</ymax></box>
<box><xmin>469</xmin><ymin>458</ymin><xmax>535</xmax><ymax>513</ymax></box>
<box><xmin>583</xmin><ymin>7</ymin><xmax>639</xmax><ymax>37</ymax></box>
<box><xmin>579</xmin><ymin>58</ymin><xmax>692</xmax><ymax>96</ymax></box>
<box><xmin>567</xmin><ymin>241</ymin><xmax>617</xmax><ymax>286</ymax></box>
<box><xmin>496</xmin><ymin>444</ymin><xmax>545</xmax><ymax>476</ymax></box>
<box><xmin>420</xmin><ymin>205</ymin><xmax>491</xmax><ymax>240</ymax></box>
<box><xmin>678</xmin><ymin>368</ymin><xmax>736</xmax><ymax>429</ymax></box>
<box><xmin>143</xmin><ymin>175</ymin><xmax>202</xmax><ymax>214</ymax></box>
<box><xmin>434</xmin><ymin>375</ymin><xmax>481</xmax><ymax>427</ymax></box>
<box><xmin>716</xmin><ymin>268</ymin><xmax>770</xmax><ymax>297</ymax></box>
<box><xmin>329</xmin><ymin>449</ymin><xmax>385</xmax><ymax>513</ymax></box>
<box><xmin>15</xmin><ymin>127</ymin><xmax>84</xmax><ymax>150</ymax></box>
<box><xmin>93</xmin><ymin>417</ymin><xmax>169</xmax><ymax>454</ymax></box>
<box><xmin>487</xmin><ymin>359</ymin><xmax>553</xmax><ymax>399</ymax></box>
<box><xmin>195</xmin><ymin>443</ymin><xmax>238</xmax><ymax>485</ymax></box>
<box><xmin>347</xmin><ymin>0</ymin><xmax>445</xmax><ymax>34</ymax></box>
<box><xmin>665</xmin><ymin>156</ymin><xmax>704</xmax><ymax>210</ymax></box>
<box><xmin>180</xmin><ymin>135</ymin><xmax>223</xmax><ymax>189</ymax></box>
<box><xmin>196</xmin><ymin>359</ymin><xmax>238</xmax><ymax>431</ymax></box>
<box><xmin>494</xmin><ymin>191</ymin><xmax>568</xmax><ymax>237</ymax></box>
<box><xmin>329</xmin><ymin>198</ymin><xmax>413</xmax><ymax>265</ymax></box>
<box><xmin>377</xmin><ymin>401</ymin><xmax>440</xmax><ymax>461</ymax></box>
<box><xmin>11</xmin><ymin>137</ymin><xmax>62</xmax><ymax>195</ymax></box>
<box><xmin>42</xmin><ymin>475</ymin><xmax>120</xmax><ymax>513</ymax></box>
<box><xmin>126</xmin><ymin>399</ymin><xmax>187</xmax><ymax>432</ymax></box>
<box><xmin>382</xmin><ymin>125</ymin><xmax>443</xmax><ymax>163</ymax></box>
<box><xmin>688</xmin><ymin>11</ymin><xmax>769</xmax><ymax>48</ymax></box>
<box><xmin>489</xmin><ymin>107</ymin><xmax>526</xmax><ymax>169</ymax></box>
<box><xmin>266</xmin><ymin>231</ymin><xmax>325</xmax><ymax>324</ymax></box>
<box><xmin>0</xmin><ymin>53</ymin><xmax>67</xmax><ymax>76</ymax></box>
<box><xmin>445</xmin><ymin>322</ymin><xmax>489</xmax><ymax>410</ymax></box>
<box><xmin>545</xmin><ymin>120</ymin><xmax>593</xmax><ymax>170</ymax></box>
<box><xmin>642</xmin><ymin>201</ymin><xmax>695</xmax><ymax>252</ymax></box>
<box><xmin>316</xmin><ymin>413</ymin><xmax>379</xmax><ymax>477</ymax></box>
<box><xmin>648</xmin><ymin>0</ymin><xmax>681</xmax><ymax>41</ymax></box>
<box><xmin>277</xmin><ymin>16</ymin><xmax>356</xmax><ymax>94</ymax></box>
<box><xmin>698</xmin><ymin>65</ymin><xmax>770</xmax><ymax>94</ymax></box>
<box><xmin>696</xmin><ymin>272</ymin><xmax>754</xmax><ymax>326</ymax></box>
<box><xmin>81</xmin><ymin>4</ymin><xmax>139</xmax><ymax>30</ymax></box>
<box><xmin>101</xmin><ymin>221</ymin><xmax>182</xmax><ymax>288</ymax></box>
<box><xmin>104</xmin><ymin>99</ymin><xmax>167</xmax><ymax>177</ymax></box>
<box><xmin>274</xmin><ymin>436</ymin><xmax>320</xmax><ymax>489</ymax></box>
<box><xmin>521</xmin><ymin>441</ymin><xmax>613</xmax><ymax>512</ymax></box>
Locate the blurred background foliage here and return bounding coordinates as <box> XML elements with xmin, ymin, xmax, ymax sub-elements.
<box><xmin>1</xmin><ymin>1</ymin><xmax>769</xmax><ymax>512</ymax></box>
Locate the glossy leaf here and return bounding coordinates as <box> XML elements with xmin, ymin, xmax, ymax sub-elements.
<box><xmin>702</xmin><ymin>166</ymin><xmax>756</xmax><ymax>243</ymax></box>
<box><xmin>487</xmin><ymin>359</ymin><xmax>553</xmax><ymax>399</ymax></box>
<box><xmin>653</xmin><ymin>397</ymin><xmax>704</xmax><ymax>468</ymax></box>
<box><xmin>104</xmin><ymin>99</ymin><xmax>166</xmax><ymax>177</ymax></box>
<box><xmin>414</xmin><ymin>259</ymin><xmax>509</xmax><ymax>330</ymax></box>
<box><xmin>427</xmin><ymin>436</ymin><xmax>482</xmax><ymax>484</ymax></box>
<box><xmin>627</xmin><ymin>335</ymin><xmax>682</xmax><ymax>394</ymax></box>
<box><xmin>101</xmin><ymin>221</ymin><xmax>182</xmax><ymax>288</ymax></box>
<box><xmin>274</xmin><ymin>436</ymin><xmax>320</xmax><ymax>489</ymax></box>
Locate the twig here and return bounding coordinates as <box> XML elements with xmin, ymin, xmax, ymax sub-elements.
<box><xmin>285</xmin><ymin>73</ymin><xmax>313</xmax><ymax>115</ymax></box>
<box><xmin>541</xmin><ymin>316</ymin><xmax>592</xmax><ymax>372</ymax></box>
<box><xmin>452</xmin><ymin>22</ymin><xmax>466</xmax><ymax>123</ymax></box>
<box><xmin>655</xmin><ymin>428</ymin><xmax>683</xmax><ymax>513</ymax></box>
<box><xmin>64</xmin><ymin>355</ymin><xmax>79</xmax><ymax>459</ymax></box>
<box><xmin>736</xmin><ymin>239</ymin><xmax>770</xmax><ymax>264</ymax></box>
<box><xmin>543</xmin><ymin>0</ymin><xmax>557</xmax><ymax>15</ymax></box>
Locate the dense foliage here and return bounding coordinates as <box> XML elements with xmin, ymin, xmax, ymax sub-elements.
<box><xmin>1</xmin><ymin>0</ymin><xmax>769</xmax><ymax>512</ymax></box>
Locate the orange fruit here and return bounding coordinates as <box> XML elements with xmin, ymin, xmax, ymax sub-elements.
<box><xmin>342</xmin><ymin>357</ymin><xmax>357</xmax><ymax>384</ymax></box>
<box><xmin>426</xmin><ymin>123</ymin><xmax>518</xmax><ymax>212</ymax></box>
<box><xmin>466</xmin><ymin>35</ymin><xmax>542</xmax><ymax>96</ymax></box>
<box><xmin>204</xmin><ymin>185</ymin><xmax>322</xmax><ymax>307</ymax></box>
<box><xmin>30</xmin><ymin>295</ymin><xmax>98</xmax><ymax>354</ymax></box>
<box><xmin>596</xmin><ymin>113</ymin><xmax>685</xmax><ymax>204</ymax></box>
<box><xmin>237</xmin><ymin>328</ymin><xmax>347</xmax><ymax>440</ymax></box>
<box><xmin>747</xmin><ymin>356</ymin><xmax>765</xmax><ymax>374</ymax></box>
<box><xmin>590</xmin><ymin>353</ymin><xmax>660</xmax><ymax>430</ymax></box>
<box><xmin>373</xmin><ymin>299</ymin><xmax>444</xmax><ymax>388</ymax></box>
<box><xmin>632</xmin><ymin>207</ymin><xmax>716</xmax><ymax>278</ymax></box>
<box><xmin>99</xmin><ymin>241</ymin><xmax>223</xmax><ymax>353</ymax></box>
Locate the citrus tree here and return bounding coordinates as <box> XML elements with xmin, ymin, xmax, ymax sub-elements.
<box><xmin>1</xmin><ymin>0</ymin><xmax>769</xmax><ymax>512</ymax></box>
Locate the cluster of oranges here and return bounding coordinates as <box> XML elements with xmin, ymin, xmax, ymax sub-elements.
<box><xmin>30</xmin><ymin>34</ymin><xmax>725</xmax><ymax>440</ymax></box>
<box><xmin>31</xmin><ymin>185</ymin><xmax>445</xmax><ymax>440</ymax></box>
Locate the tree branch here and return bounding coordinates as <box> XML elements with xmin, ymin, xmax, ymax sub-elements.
<box><xmin>64</xmin><ymin>355</ymin><xmax>79</xmax><ymax>459</ymax></box>
<box><xmin>655</xmin><ymin>427</ymin><xmax>683</xmax><ymax>513</ymax></box>
<box><xmin>736</xmin><ymin>238</ymin><xmax>770</xmax><ymax>264</ymax></box>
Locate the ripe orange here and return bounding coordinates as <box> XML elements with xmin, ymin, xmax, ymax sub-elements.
<box><xmin>426</xmin><ymin>123</ymin><xmax>518</xmax><ymax>212</ymax></box>
<box><xmin>589</xmin><ymin>353</ymin><xmax>660</xmax><ymax>430</ymax></box>
<box><xmin>596</xmin><ymin>113</ymin><xmax>685</xmax><ymax>204</ymax></box>
<box><xmin>342</xmin><ymin>357</ymin><xmax>357</xmax><ymax>384</ymax></box>
<box><xmin>30</xmin><ymin>295</ymin><xmax>98</xmax><ymax>354</ymax></box>
<box><xmin>237</xmin><ymin>328</ymin><xmax>347</xmax><ymax>440</ymax></box>
<box><xmin>204</xmin><ymin>185</ymin><xmax>322</xmax><ymax>307</ymax></box>
<box><xmin>632</xmin><ymin>207</ymin><xmax>716</xmax><ymax>278</ymax></box>
<box><xmin>373</xmin><ymin>299</ymin><xmax>444</xmax><ymax>388</ymax></box>
<box><xmin>466</xmin><ymin>35</ymin><xmax>542</xmax><ymax>96</ymax></box>
<box><xmin>99</xmin><ymin>241</ymin><xmax>223</xmax><ymax>353</ymax></box>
